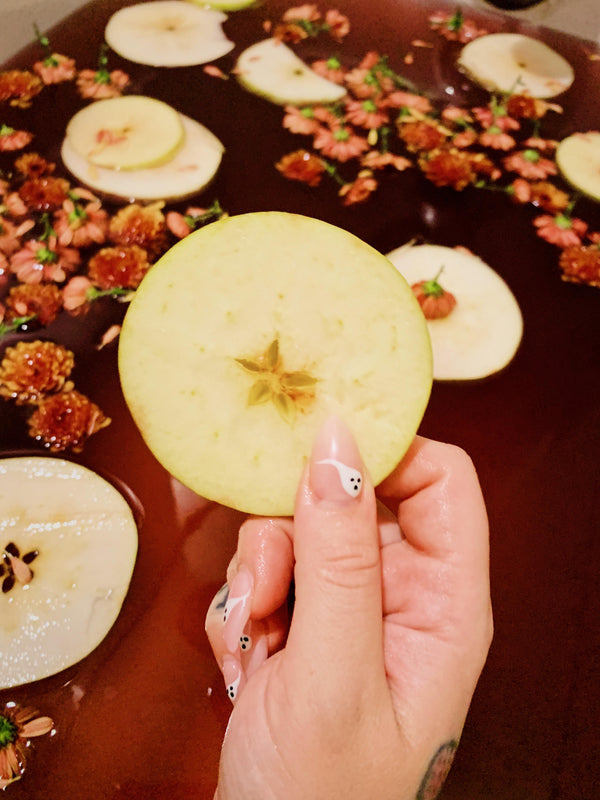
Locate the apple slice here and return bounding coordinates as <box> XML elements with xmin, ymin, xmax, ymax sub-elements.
<box><xmin>66</xmin><ymin>95</ymin><xmax>184</xmax><ymax>171</ymax></box>
<box><xmin>119</xmin><ymin>212</ymin><xmax>432</xmax><ymax>516</ymax></box>
<box><xmin>0</xmin><ymin>456</ymin><xmax>138</xmax><ymax>689</ymax></box>
<box><xmin>62</xmin><ymin>112</ymin><xmax>224</xmax><ymax>202</ymax></box>
<box><xmin>188</xmin><ymin>0</ymin><xmax>256</xmax><ymax>9</ymax></box>
<box><xmin>457</xmin><ymin>33</ymin><xmax>574</xmax><ymax>99</ymax></box>
<box><xmin>105</xmin><ymin>0</ymin><xmax>234</xmax><ymax>68</ymax></box>
<box><xmin>387</xmin><ymin>243</ymin><xmax>523</xmax><ymax>381</ymax></box>
<box><xmin>556</xmin><ymin>131</ymin><xmax>600</xmax><ymax>202</ymax></box>
<box><xmin>235</xmin><ymin>38</ymin><xmax>347</xmax><ymax>106</ymax></box>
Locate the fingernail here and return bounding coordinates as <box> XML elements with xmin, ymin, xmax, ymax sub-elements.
<box><xmin>309</xmin><ymin>416</ymin><xmax>364</xmax><ymax>504</ymax></box>
<box><xmin>223</xmin><ymin>654</ymin><xmax>244</xmax><ymax>704</ymax></box>
<box><xmin>243</xmin><ymin>624</ymin><xmax>269</xmax><ymax>679</ymax></box>
<box><xmin>223</xmin><ymin>566</ymin><xmax>253</xmax><ymax>654</ymax></box>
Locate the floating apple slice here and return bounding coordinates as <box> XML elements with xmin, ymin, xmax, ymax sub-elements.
<box><xmin>105</xmin><ymin>0</ymin><xmax>234</xmax><ymax>67</ymax></box>
<box><xmin>387</xmin><ymin>243</ymin><xmax>523</xmax><ymax>381</ymax></box>
<box><xmin>187</xmin><ymin>0</ymin><xmax>256</xmax><ymax>9</ymax></box>
<box><xmin>119</xmin><ymin>212</ymin><xmax>432</xmax><ymax>516</ymax></box>
<box><xmin>62</xmin><ymin>112</ymin><xmax>224</xmax><ymax>202</ymax></box>
<box><xmin>387</xmin><ymin>244</ymin><xmax>523</xmax><ymax>381</ymax></box>
<box><xmin>457</xmin><ymin>33</ymin><xmax>574</xmax><ymax>99</ymax></box>
<box><xmin>555</xmin><ymin>131</ymin><xmax>600</xmax><ymax>202</ymax></box>
<box><xmin>66</xmin><ymin>95</ymin><xmax>184</xmax><ymax>171</ymax></box>
<box><xmin>0</xmin><ymin>456</ymin><xmax>138</xmax><ymax>689</ymax></box>
<box><xmin>235</xmin><ymin>38</ymin><xmax>347</xmax><ymax>106</ymax></box>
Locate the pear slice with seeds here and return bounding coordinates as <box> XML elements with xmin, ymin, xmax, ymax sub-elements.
<box><xmin>119</xmin><ymin>212</ymin><xmax>432</xmax><ymax>516</ymax></box>
<box><xmin>0</xmin><ymin>457</ymin><xmax>138</xmax><ymax>689</ymax></box>
<box><xmin>236</xmin><ymin>38</ymin><xmax>347</xmax><ymax>106</ymax></box>
<box><xmin>458</xmin><ymin>33</ymin><xmax>574</xmax><ymax>99</ymax></box>
<box><xmin>105</xmin><ymin>0</ymin><xmax>234</xmax><ymax>67</ymax></box>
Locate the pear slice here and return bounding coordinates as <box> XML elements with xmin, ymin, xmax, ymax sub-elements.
<box><xmin>387</xmin><ymin>243</ymin><xmax>523</xmax><ymax>382</ymax></box>
<box><xmin>0</xmin><ymin>456</ymin><xmax>138</xmax><ymax>689</ymax></box>
<box><xmin>62</xmin><ymin>112</ymin><xmax>224</xmax><ymax>202</ymax></box>
<box><xmin>66</xmin><ymin>95</ymin><xmax>184</xmax><ymax>171</ymax></box>
<box><xmin>105</xmin><ymin>0</ymin><xmax>234</xmax><ymax>67</ymax></box>
<box><xmin>556</xmin><ymin>131</ymin><xmax>600</xmax><ymax>202</ymax></box>
<box><xmin>236</xmin><ymin>38</ymin><xmax>347</xmax><ymax>106</ymax></box>
<box><xmin>119</xmin><ymin>212</ymin><xmax>432</xmax><ymax>516</ymax></box>
<box><xmin>457</xmin><ymin>33</ymin><xmax>574</xmax><ymax>99</ymax></box>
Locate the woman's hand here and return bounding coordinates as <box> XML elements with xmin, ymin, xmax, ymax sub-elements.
<box><xmin>206</xmin><ymin>417</ymin><xmax>492</xmax><ymax>800</ymax></box>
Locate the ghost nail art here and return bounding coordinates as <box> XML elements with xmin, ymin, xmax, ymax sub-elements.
<box><xmin>223</xmin><ymin>655</ymin><xmax>243</xmax><ymax>703</ymax></box>
<box><xmin>240</xmin><ymin>634</ymin><xmax>252</xmax><ymax>652</ymax></box>
<box><xmin>316</xmin><ymin>458</ymin><xmax>363</xmax><ymax>497</ymax></box>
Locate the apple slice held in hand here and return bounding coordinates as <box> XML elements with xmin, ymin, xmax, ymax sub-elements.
<box><xmin>556</xmin><ymin>131</ymin><xmax>600</xmax><ymax>202</ymax></box>
<box><xmin>66</xmin><ymin>95</ymin><xmax>184</xmax><ymax>171</ymax></box>
<box><xmin>62</xmin><ymin>112</ymin><xmax>224</xmax><ymax>202</ymax></box>
<box><xmin>0</xmin><ymin>456</ymin><xmax>138</xmax><ymax>689</ymax></box>
<box><xmin>236</xmin><ymin>38</ymin><xmax>347</xmax><ymax>106</ymax></box>
<box><xmin>105</xmin><ymin>0</ymin><xmax>234</xmax><ymax>67</ymax></box>
<box><xmin>119</xmin><ymin>212</ymin><xmax>432</xmax><ymax>516</ymax></box>
<box><xmin>387</xmin><ymin>243</ymin><xmax>523</xmax><ymax>382</ymax></box>
<box><xmin>457</xmin><ymin>33</ymin><xmax>574</xmax><ymax>99</ymax></box>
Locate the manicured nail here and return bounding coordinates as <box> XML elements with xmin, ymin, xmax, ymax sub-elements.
<box><xmin>309</xmin><ymin>416</ymin><xmax>364</xmax><ymax>504</ymax></box>
<box><xmin>223</xmin><ymin>654</ymin><xmax>244</xmax><ymax>704</ymax></box>
<box><xmin>223</xmin><ymin>566</ymin><xmax>253</xmax><ymax>654</ymax></box>
<box><xmin>243</xmin><ymin>624</ymin><xmax>269</xmax><ymax>679</ymax></box>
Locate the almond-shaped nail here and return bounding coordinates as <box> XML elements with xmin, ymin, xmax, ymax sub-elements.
<box><xmin>223</xmin><ymin>566</ymin><xmax>253</xmax><ymax>654</ymax></box>
<box><xmin>223</xmin><ymin>654</ymin><xmax>244</xmax><ymax>704</ymax></box>
<box><xmin>309</xmin><ymin>416</ymin><xmax>364</xmax><ymax>504</ymax></box>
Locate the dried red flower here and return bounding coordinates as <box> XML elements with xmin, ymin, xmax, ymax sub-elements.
<box><xmin>275</xmin><ymin>149</ymin><xmax>326</xmax><ymax>186</ymax></box>
<box><xmin>88</xmin><ymin>244</ymin><xmax>151</xmax><ymax>290</ymax></box>
<box><xmin>0</xmin><ymin>70</ymin><xmax>43</xmax><ymax>107</ymax></box>
<box><xmin>533</xmin><ymin>214</ymin><xmax>588</xmax><ymax>248</ymax></box>
<box><xmin>398</xmin><ymin>119</ymin><xmax>448</xmax><ymax>152</ymax></box>
<box><xmin>108</xmin><ymin>202</ymin><xmax>168</xmax><ymax>259</ymax></box>
<box><xmin>4</xmin><ymin>283</ymin><xmax>63</xmax><ymax>326</ymax></box>
<box><xmin>418</xmin><ymin>148</ymin><xmax>478</xmax><ymax>191</ymax></box>
<box><xmin>14</xmin><ymin>152</ymin><xmax>55</xmax><ymax>178</ymax></box>
<box><xmin>558</xmin><ymin>243</ymin><xmax>600</xmax><ymax>287</ymax></box>
<box><xmin>0</xmin><ymin>339</ymin><xmax>74</xmax><ymax>404</ymax></box>
<box><xmin>339</xmin><ymin>171</ymin><xmax>378</xmax><ymax>205</ymax></box>
<box><xmin>18</xmin><ymin>176</ymin><xmax>70</xmax><ymax>212</ymax></box>
<box><xmin>27</xmin><ymin>388</ymin><xmax>111</xmax><ymax>452</ymax></box>
<box><xmin>0</xmin><ymin>125</ymin><xmax>33</xmax><ymax>152</ymax></box>
<box><xmin>0</xmin><ymin>704</ymin><xmax>53</xmax><ymax>790</ymax></box>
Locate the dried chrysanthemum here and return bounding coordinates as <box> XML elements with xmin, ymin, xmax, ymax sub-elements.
<box><xmin>275</xmin><ymin>149</ymin><xmax>326</xmax><ymax>186</ymax></box>
<box><xmin>18</xmin><ymin>176</ymin><xmax>70</xmax><ymax>213</ymax></box>
<box><xmin>108</xmin><ymin>202</ymin><xmax>168</xmax><ymax>259</ymax></box>
<box><xmin>0</xmin><ymin>339</ymin><xmax>74</xmax><ymax>404</ymax></box>
<box><xmin>14</xmin><ymin>152</ymin><xmax>55</xmax><ymax>179</ymax></box>
<box><xmin>27</xmin><ymin>388</ymin><xmax>110</xmax><ymax>452</ymax></box>
<box><xmin>339</xmin><ymin>170</ymin><xmax>378</xmax><ymax>205</ymax></box>
<box><xmin>0</xmin><ymin>124</ymin><xmax>33</xmax><ymax>152</ymax></box>
<box><xmin>411</xmin><ymin>269</ymin><xmax>457</xmax><ymax>319</ymax></box>
<box><xmin>418</xmin><ymin>147</ymin><xmax>479</xmax><ymax>191</ymax></box>
<box><xmin>0</xmin><ymin>70</ymin><xmax>43</xmax><ymax>107</ymax></box>
<box><xmin>398</xmin><ymin>119</ymin><xmax>448</xmax><ymax>152</ymax></box>
<box><xmin>4</xmin><ymin>283</ymin><xmax>63</xmax><ymax>326</ymax></box>
<box><xmin>0</xmin><ymin>704</ymin><xmax>53</xmax><ymax>789</ymax></box>
<box><xmin>88</xmin><ymin>244</ymin><xmax>150</xmax><ymax>290</ymax></box>
<box><xmin>558</xmin><ymin>243</ymin><xmax>600</xmax><ymax>287</ymax></box>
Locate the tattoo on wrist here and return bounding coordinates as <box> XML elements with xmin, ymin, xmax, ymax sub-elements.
<box><xmin>416</xmin><ymin>740</ymin><xmax>458</xmax><ymax>800</ymax></box>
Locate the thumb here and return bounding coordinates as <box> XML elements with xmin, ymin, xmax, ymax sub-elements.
<box><xmin>286</xmin><ymin>416</ymin><xmax>385</xmax><ymax>701</ymax></box>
